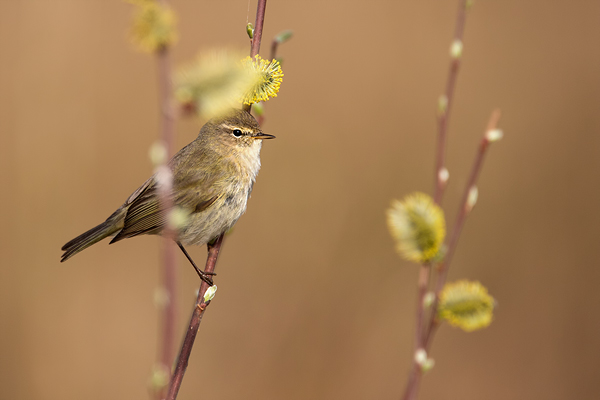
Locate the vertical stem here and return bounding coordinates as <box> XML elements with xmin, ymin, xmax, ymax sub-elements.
<box><xmin>243</xmin><ymin>0</ymin><xmax>268</xmax><ymax>113</ymax></box>
<box><xmin>402</xmin><ymin>107</ymin><xmax>500</xmax><ymax>399</ymax></box>
<box><xmin>154</xmin><ymin>5</ymin><xmax>177</xmax><ymax>392</ymax></box>
<box><xmin>414</xmin><ymin>266</ymin><xmax>430</xmax><ymax>351</ymax></box>
<box><xmin>165</xmin><ymin>235</ymin><xmax>225</xmax><ymax>400</ymax></box>
<box><xmin>166</xmin><ymin>2</ymin><xmax>270</xmax><ymax>397</ymax></box>
<box><xmin>424</xmin><ymin>109</ymin><xmax>501</xmax><ymax>349</ymax></box>
<box><xmin>161</xmin><ymin>244</ymin><xmax>176</xmax><ymax>364</ymax></box>
<box><xmin>402</xmin><ymin>2</ymin><xmax>471</xmax><ymax>399</ymax></box>
<box><xmin>433</xmin><ymin>0</ymin><xmax>469</xmax><ymax>205</ymax></box>
<box><xmin>401</xmin><ymin>264</ymin><xmax>430</xmax><ymax>400</ymax></box>
<box><xmin>270</xmin><ymin>38</ymin><xmax>278</xmax><ymax>61</ymax></box>
<box><xmin>250</xmin><ymin>0</ymin><xmax>267</xmax><ymax>58</ymax></box>
<box><xmin>402</xmin><ymin>364</ymin><xmax>422</xmax><ymax>400</ymax></box>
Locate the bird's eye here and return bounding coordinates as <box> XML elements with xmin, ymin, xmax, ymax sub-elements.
<box><xmin>232</xmin><ymin>129</ymin><xmax>243</xmax><ymax>137</ymax></box>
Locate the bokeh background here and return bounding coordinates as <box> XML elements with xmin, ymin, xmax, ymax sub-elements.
<box><xmin>2</xmin><ymin>1</ymin><xmax>599</xmax><ymax>399</ymax></box>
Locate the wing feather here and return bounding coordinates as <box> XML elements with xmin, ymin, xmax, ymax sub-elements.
<box><xmin>110</xmin><ymin>171</ymin><xmax>222</xmax><ymax>243</ymax></box>
<box><xmin>110</xmin><ymin>140</ymin><xmax>232</xmax><ymax>244</ymax></box>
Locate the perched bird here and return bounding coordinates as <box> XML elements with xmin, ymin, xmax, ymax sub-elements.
<box><xmin>60</xmin><ymin>109</ymin><xmax>274</xmax><ymax>284</ymax></box>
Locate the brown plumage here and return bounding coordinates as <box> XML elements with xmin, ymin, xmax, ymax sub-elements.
<box><xmin>61</xmin><ymin>109</ymin><xmax>274</xmax><ymax>280</ymax></box>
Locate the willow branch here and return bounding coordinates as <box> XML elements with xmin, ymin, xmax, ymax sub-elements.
<box><xmin>402</xmin><ymin>358</ymin><xmax>422</xmax><ymax>400</ymax></box>
<box><xmin>401</xmin><ymin>264</ymin><xmax>431</xmax><ymax>400</ymax></box>
<box><xmin>252</xmin><ymin>30</ymin><xmax>290</xmax><ymax>127</ymax></box>
<box><xmin>415</xmin><ymin>266</ymin><xmax>430</xmax><ymax>352</ymax></box>
<box><xmin>402</xmin><ymin>110</ymin><xmax>500</xmax><ymax>400</ymax></box>
<box><xmin>166</xmin><ymin>2</ymin><xmax>269</xmax><ymax>397</ymax></box>
<box><xmin>401</xmin><ymin>3</ymin><xmax>471</xmax><ymax>399</ymax></box>
<box><xmin>270</xmin><ymin>30</ymin><xmax>293</xmax><ymax>61</ymax></box>
<box><xmin>243</xmin><ymin>0</ymin><xmax>267</xmax><ymax>113</ymax></box>
<box><xmin>269</xmin><ymin>38</ymin><xmax>278</xmax><ymax>62</ymax></box>
<box><xmin>154</xmin><ymin>2</ymin><xmax>178</xmax><ymax>393</ymax></box>
<box><xmin>424</xmin><ymin>109</ymin><xmax>501</xmax><ymax>349</ymax></box>
<box><xmin>165</xmin><ymin>234</ymin><xmax>224</xmax><ymax>400</ymax></box>
<box><xmin>433</xmin><ymin>0</ymin><xmax>470</xmax><ymax>204</ymax></box>
<box><xmin>250</xmin><ymin>0</ymin><xmax>267</xmax><ymax>58</ymax></box>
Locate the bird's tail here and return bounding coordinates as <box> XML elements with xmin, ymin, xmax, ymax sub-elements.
<box><xmin>61</xmin><ymin>220</ymin><xmax>120</xmax><ymax>262</ymax></box>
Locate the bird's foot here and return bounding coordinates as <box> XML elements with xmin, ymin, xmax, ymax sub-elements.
<box><xmin>199</xmin><ymin>272</ymin><xmax>214</xmax><ymax>286</ymax></box>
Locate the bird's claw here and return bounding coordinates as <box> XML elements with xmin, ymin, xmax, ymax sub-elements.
<box><xmin>200</xmin><ymin>273</ymin><xmax>214</xmax><ymax>286</ymax></box>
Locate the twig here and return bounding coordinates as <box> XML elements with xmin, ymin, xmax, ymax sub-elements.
<box><xmin>402</xmin><ymin>110</ymin><xmax>500</xmax><ymax>400</ymax></box>
<box><xmin>165</xmin><ymin>234</ymin><xmax>225</xmax><ymax>400</ymax></box>
<box><xmin>424</xmin><ymin>109</ymin><xmax>501</xmax><ymax>348</ymax></box>
<box><xmin>414</xmin><ymin>266</ymin><xmax>430</xmax><ymax>353</ymax></box>
<box><xmin>433</xmin><ymin>0</ymin><xmax>470</xmax><ymax>204</ymax></box>
<box><xmin>402</xmin><ymin>361</ymin><xmax>421</xmax><ymax>400</ymax></box>
<box><xmin>270</xmin><ymin>38</ymin><xmax>278</xmax><ymax>62</ymax></box>
<box><xmin>401</xmin><ymin>264</ymin><xmax>431</xmax><ymax>400</ymax></box>
<box><xmin>154</xmin><ymin>1</ymin><xmax>178</xmax><ymax>393</ymax></box>
<box><xmin>165</xmin><ymin>2</ymin><xmax>270</xmax><ymax>397</ymax></box>
<box><xmin>269</xmin><ymin>30</ymin><xmax>293</xmax><ymax>61</ymax></box>
<box><xmin>243</xmin><ymin>0</ymin><xmax>268</xmax><ymax>113</ymax></box>
<box><xmin>254</xmin><ymin>30</ymin><xmax>291</xmax><ymax>127</ymax></box>
<box><xmin>250</xmin><ymin>0</ymin><xmax>267</xmax><ymax>58</ymax></box>
<box><xmin>402</xmin><ymin>3</ymin><xmax>471</xmax><ymax>398</ymax></box>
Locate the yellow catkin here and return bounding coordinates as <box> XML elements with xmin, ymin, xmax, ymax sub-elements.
<box><xmin>239</xmin><ymin>55</ymin><xmax>284</xmax><ymax>105</ymax></box>
<box><xmin>438</xmin><ymin>280</ymin><xmax>495</xmax><ymax>332</ymax></box>
<box><xmin>386</xmin><ymin>192</ymin><xmax>445</xmax><ymax>263</ymax></box>
<box><xmin>130</xmin><ymin>0</ymin><xmax>177</xmax><ymax>53</ymax></box>
<box><xmin>173</xmin><ymin>52</ymin><xmax>284</xmax><ymax>117</ymax></box>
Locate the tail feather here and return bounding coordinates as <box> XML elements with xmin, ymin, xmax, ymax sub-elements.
<box><xmin>61</xmin><ymin>221</ymin><xmax>120</xmax><ymax>262</ymax></box>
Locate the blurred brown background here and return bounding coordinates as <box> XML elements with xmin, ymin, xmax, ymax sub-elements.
<box><xmin>1</xmin><ymin>1</ymin><xmax>599</xmax><ymax>399</ymax></box>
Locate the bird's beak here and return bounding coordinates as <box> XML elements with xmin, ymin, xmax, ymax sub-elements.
<box><xmin>253</xmin><ymin>133</ymin><xmax>276</xmax><ymax>140</ymax></box>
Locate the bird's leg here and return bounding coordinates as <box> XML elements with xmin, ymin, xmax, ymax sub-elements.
<box><xmin>177</xmin><ymin>242</ymin><xmax>216</xmax><ymax>286</ymax></box>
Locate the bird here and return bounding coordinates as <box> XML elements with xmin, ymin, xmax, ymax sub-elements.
<box><xmin>60</xmin><ymin>109</ymin><xmax>274</xmax><ymax>285</ymax></box>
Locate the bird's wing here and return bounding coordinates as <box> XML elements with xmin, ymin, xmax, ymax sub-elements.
<box><xmin>109</xmin><ymin>171</ymin><xmax>220</xmax><ymax>244</ymax></box>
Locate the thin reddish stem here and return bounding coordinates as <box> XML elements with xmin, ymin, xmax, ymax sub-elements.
<box><xmin>415</xmin><ymin>265</ymin><xmax>430</xmax><ymax>351</ymax></box>
<box><xmin>403</xmin><ymin>110</ymin><xmax>500</xmax><ymax>400</ymax></box>
<box><xmin>402</xmin><ymin>3</ymin><xmax>472</xmax><ymax>399</ymax></box>
<box><xmin>166</xmin><ymin>3</ymin><xmax>270</xmax><ymax>395</ymax></box>
<box><xmin>270</xmin><ymin>38</ymin><xmax>278</xmax><ymax>61</ymax></box>
<box><xmin>433</xmin><ymin>0</ymin><xmax>470</xmax><ymax>205</ymax></box>
<box><xmin>424</xmin><ymin>109</ymin><xmax>501</xmax><ymax>349</ymax></box>
<box><xmin>155</xmin><ymin>20</ymin><xmax>178</xmax><ymax>398</ymax></box>
<box><xmin>250</xmin><ymin>0</ymin><xmax>267</xmax><ymax>58</ymax></box>
<box><xmin>401</xmin><ymin>264</ymin><xmax>431</xmax><ymax>400</ymax></box>
<box><xmin>165</xmin><ymin>234</ymin><xmax>225</xmax><ymax>400</ymax></box>
<box><xmin>243</xmin><ymin>0</ymin><xmax>268</xmax><ymax>113</ymax></box>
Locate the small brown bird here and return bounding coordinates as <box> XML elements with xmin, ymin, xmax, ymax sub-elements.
<box><xmin>61</xmin><ymin>109</ymin><xmax>274</xmax><ymax>284</ymax></box>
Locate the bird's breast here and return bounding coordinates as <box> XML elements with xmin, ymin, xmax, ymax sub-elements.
<box><xmin>177</xmin><ymin>176</ymin><xmax>255</xmax><ymax>246</ymax></box>
<box><xmin>177</xmin><ymin>142</ymin><xmax>263</xmax><ymax>246</ymax></box>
